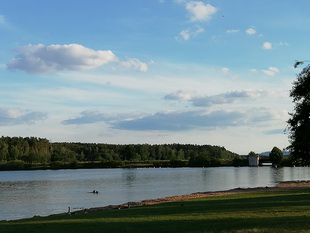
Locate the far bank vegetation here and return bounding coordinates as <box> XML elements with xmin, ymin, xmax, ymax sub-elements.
<box><xmin>0</xmin><ymin>136</ymin><xmax>247</xmax><ymax>170</ymax></box>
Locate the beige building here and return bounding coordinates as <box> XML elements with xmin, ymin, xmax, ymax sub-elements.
<box><xmin>248</xmin><ymin>155</ymin><xmax>259</xmax><ymax>166</ymax></box>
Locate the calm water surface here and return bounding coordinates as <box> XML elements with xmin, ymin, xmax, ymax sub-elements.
<box><xmin>1</xmin><ymin>167</ymin><xmax>310</xmax><ymax>220</ymax></box>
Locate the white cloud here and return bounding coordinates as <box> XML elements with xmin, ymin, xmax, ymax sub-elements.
<box><xmin>7</xmin><ymin>44</ymin><xmax>117</xmax><ymax>74</ymax></box>
<box><xmin>7</xmin><ymin>44</ymin><xmax>149</xmax><ymax>74</ymax></box>
<box><xmin>177</xmin><ymin>25</ymin><xmax>205</xmax><ymax>40</ymax></box>
<box><xmin>185</xmin><ymin>1</ymin><xmax>218</xmax><ymax>22</ymax></box>
<box><xmin>195</xmin><ymin>25</ymin><xmax>204</xmax><ymax>33</ymax></box>
<box><xmin>262</xmin><ymin>67</ymin><xmax>279</xmax><ymax>76</ymax></box>
<box><xmin>227</xmin><ymin>29</ymin><xmax>239</xmax><ymax>33</ymax></box>
<box><xmin>246</xmin><ymin>107</ymin><xmax>288</xmax><ymax>125</ymax></box>
<box><xmin>262</xmin><ymin>42</ymin><xmax>272</xmax><ymax>50</ymax></box>
<box><xmin>175</xmin><ymin>1</ymin><xmax>215</xmax><ymax>40</ymax></box>
<box><xmin>279</xmin><ymin>41</ymin><xmax>289</xmax><ymax>46</ymax></box>
<box><xmin>191</xmin><ymin>90</ymin><xmax>272</xmax><ymax>107</ymax></box>
<box><xmin>62</xmin><ymin>109</ymin><xmax>243</xmax><ymax>130</ymax></box>
<box><xmin>62</xmin><ymin>111</ymin><xmax>110</xmax><ymax>125</ymax></box>
<box><xmin>221</xmin><ymin>67</ymin><xmax>229</xmax><ymax>73</ymax></box>
<box><xmin>0</xmin><ymin>107</ymin><xmax>47</xmax><ymax>126</ymax></box>
<box><xmin>179</xmin><ymin>30</ymin><xmax>191</xmax><ymax>40</ymax></box>
<box><xmin>249</xmin><ymin>69</ymin><xmax>258</xmax><ymax>73</ymax></box>
<box><xmin>165</xmin><ymin>89</ymin><xmax>277</xmax><ymax>107</ymax></box>
<box><xmin>120</xmin><ymin>58</ymin><xmax>148</xmax><ymax>72</ymax></box>
<box><xmin>63</xmin><ymin>106</ymin><xmax>286</xmax><ymax>132</ymax></box>
<box><xmin>113</xmin><ymin>110</ymin><xmax>243</xmax><ymax>131</ymax></box>
<box><xmin>164</xmin><ymin>90</ymin><xmax>195</xmax><ymax>101</ymax></box>
<box><xmin>62</xmin><ymin>110</ymin><xmax>141</xmax><ymax>125</ymax></box>
<box><xmin>246</xmin><ymin>27</ymin><xmax>256</xmax><ymax>35</ymax></box>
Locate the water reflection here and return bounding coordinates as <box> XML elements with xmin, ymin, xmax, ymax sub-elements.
<box><xmin>248</xmin><ymin>167</ymin><xmax>259</xmax><ymax>187</ymax></box>
<box><xmin>233</xmin><ymin>168</ymin><xmax>241</xmax><ymax>187</ymax></box>
<box><xmin>270</xmin><ymin>167</ymin><xmax>284</xmax><ymax>184</ymax></box>
<box><xmin>123</xmin><ymin>170</ymin><xmax>137</xmax><ymax>186</ymax></box>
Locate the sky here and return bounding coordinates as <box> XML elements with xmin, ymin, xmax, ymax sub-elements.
<box><xmin>0</xmin><ymin>0</ymin><xmax>309</xmax><ymax>155</ymax></box>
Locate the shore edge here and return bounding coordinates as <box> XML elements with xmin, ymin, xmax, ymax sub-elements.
<box><xmin>52</xmin><ymin>180</ymin><xmax>310</xmax><ymax>217</ymax></box>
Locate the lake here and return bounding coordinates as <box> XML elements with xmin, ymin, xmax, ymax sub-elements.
<box><xmin>1</xmin><ymin>166</ymin><xmax>310</xmax><ymax>221</ymax></box>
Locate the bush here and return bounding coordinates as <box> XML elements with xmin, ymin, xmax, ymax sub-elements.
<box><xmin>169</xmin><ymin>159</ymin><xmax>188</xmax><ymax>167</ymax></box>
<box><xmin>233</xmin><ymin>157</ymin><xmax>248</xmax><ymax>166</ymax></box>
<box><xmin>1</xmin><ymin>160</ymin><xmax>26</xmax><ymax>170</ymax></box>
<box><xmin>100</xmin><ymin>160</ymin><xmax>124</xmax><ymax>168</ymax></box>
<box><xmin>189</xmin><ymin>155</ymin><xmax>222</xmax><ymax>167</ymax></box>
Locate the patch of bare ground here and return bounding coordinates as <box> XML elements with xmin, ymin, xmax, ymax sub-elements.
<box><xmin>276</xmin><ymin>180</ymin><xmax>310</xmax><ymax>188</ymax></box>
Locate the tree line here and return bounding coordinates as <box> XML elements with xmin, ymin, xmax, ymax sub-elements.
<box><xmin>0</xmin><ymin>136</ymin><xmax>243</xmax><ymax>169</ymax></box>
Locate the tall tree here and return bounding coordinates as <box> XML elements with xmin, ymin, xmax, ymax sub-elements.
<box><xmin>287</xmin><ymin>64</ymin><xmax>310</xmax><ymax>165</ymax></box>
<box><xmin>269</xmin><ymin>146</ymin><xmax>283</xmax><ymax>166</ymax></box>
<box><xmin>0</xmin><ymin>141</ymin><xmax>8</xmax><ymax>161</ymax></box>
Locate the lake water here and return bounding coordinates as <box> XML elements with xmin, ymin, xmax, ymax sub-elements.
<box><xmin>1</xmin><ymin>166</ymin><xmax>310</xmax><ymax>221</ymax></box>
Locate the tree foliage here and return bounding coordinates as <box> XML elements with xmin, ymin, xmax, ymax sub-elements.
<box><xmin>248</xmin><ymin>151</ymin><xmax>258</xmax><ymax>157</ymax></box>
<box><xmin>287</xmin><ymin>65</ymin><xmax>310</xmax><ymax>165</ymax></box>
<box><xmin>0</xmin><ymin>136</ymin><xmax>240</xmax><ymax>168</ymax></box>
<box><xmin>269</xmin><ymin>146</ymin><xmax>283</xmax><ymax>166</ymax></box>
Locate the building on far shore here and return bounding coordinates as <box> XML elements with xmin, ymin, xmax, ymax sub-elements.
<box><xmin>248</xmin><ymin>154</ymin><xmax>259</xmax><ymax>166</ymax></box>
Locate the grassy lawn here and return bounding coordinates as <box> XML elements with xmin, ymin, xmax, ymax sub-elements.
<box><xmin>1</xmin><ymin>188</ymin><xmax>310</xmax><ymax>233</ymax></box>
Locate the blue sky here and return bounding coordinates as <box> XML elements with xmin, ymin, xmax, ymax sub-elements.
<box><xmin>0</xmin><ymin>0</ymin><xmax>308</xmax><ymax>154</ymax></box>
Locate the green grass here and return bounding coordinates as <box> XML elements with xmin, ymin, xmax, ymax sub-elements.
<box><xmin>1</xmin><ymin>188</ymin><xmax>310</xmax><ymax>233</ymax></box>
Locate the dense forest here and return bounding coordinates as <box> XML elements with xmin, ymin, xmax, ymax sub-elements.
<box><xmin>0</xmin><ymin>136</ymin><xmax>245</xmax><ymax>170</ymax></box>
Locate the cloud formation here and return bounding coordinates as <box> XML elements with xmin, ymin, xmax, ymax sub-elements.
<box><xmin>175</xmin><ymin>1</ymin><xmax>217</xmax><ymax>40</ymax></box>
<box><xmin>120</xmin><ymin>58</ymin><xmax>148</xmax><ymax>72</ymax></box>
<box><xmin>221</xmin><ymin>67</ymin><xmax>229</xmax><ymax>73</ymax></box>
<box><xmin>262</xmin><ymin>41</ymin><xmax>272</xmax><ymax>50</ymax></box>
<box><xmin>62</xmin><ymin>109</ymin><xmax>243</xmax><ymax>130</ymax></box>
<box><xmin>113</xmin><ymin>110</ymin><xmax>242</xmax><ymax>131</ymax></box>
<box><xmin>62</xmin><ymin>107</ymin><xmax>286</xmax><ymax>131</ymax></box>
<box><xmin>62</xmin><ymin>110</ymin><xmax>141</xmax><ymax>125</ymax></box>
<box><xmin>7</xmin><ymin>44</ymin><xmax>148</xmax><ymax>74</ymax></box>
<box><xmin>165</xmin><ymin>89</ymin><xmax>274</xmax><ymax>107</ymax></box>
<box><xmin>185</xmin><ymin>1</ymin><xmax>218</xmax><ymax>21</ymax></box>
<box><xmin>62</xmin><ymin>111</ymin><xmax>110</xmax><ymax>125</ymax></box>
<box><xmin>164</xmin><ymin>90</ymin><xmax>195</xmax><ymax>101</ymax></box>
<box><xmin>246</xmin><ymin>27</ymin><xmax>256</xmax><ymax>35</ymax></box>
<box><xmin>0</xmin><ymin>107</ymin><xmax>47</xmax><ymax>126</ymax></box>
<box><xmin>177</xmin><ymin>25</ymin><xmax>205</xmax><ymax>40</ymax></box>
<box><xmin>226</xmin><ymin>29</ymin><xmax>239</xmax><ymax>34</ymax></box>
<box><xmin>262</xmin><ymin>67</ymin><xmax>279</xmax><ymax>76</ymax></box>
